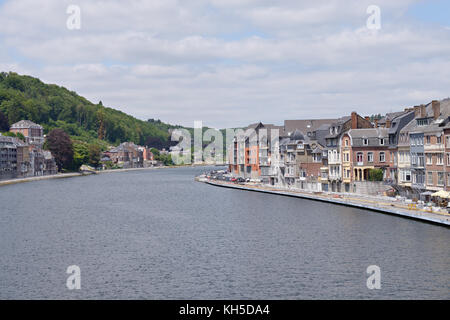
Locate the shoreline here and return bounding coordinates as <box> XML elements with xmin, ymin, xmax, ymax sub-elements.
<box><xmin>197</xmin><ymin>177</ymin><xmax>450</xmax><ymax>227</ymax></box>
<box><xmin>0</xmin><ymin>164</ymin><xmax>215</xmax><ymax>187</ymax></box>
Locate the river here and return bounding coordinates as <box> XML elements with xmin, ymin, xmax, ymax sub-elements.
<box><xmin>0</xmin><ymin>166</ymin><xmax>448</xmax><ymax>299</ymax></box>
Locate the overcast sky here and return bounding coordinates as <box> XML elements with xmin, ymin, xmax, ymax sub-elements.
<box><xmin>1</xmin><ymin>0</ymin><xmax>449</xmax><ymax>128</ymax></box>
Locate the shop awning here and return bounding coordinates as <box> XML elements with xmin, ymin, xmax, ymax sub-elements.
<box><xmin>431</xmin><ymin>190</ymin><xmax>450</xmax><ymax>198</ymax></box>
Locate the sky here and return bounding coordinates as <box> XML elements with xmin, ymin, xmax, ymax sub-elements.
<box><xmin>0</xmin><ymin>0</ymin><xmax>449</xmax><ymax>129</ymax></box>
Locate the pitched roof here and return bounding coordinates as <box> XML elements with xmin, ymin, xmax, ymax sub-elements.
<box><xmin>378</xmin><ymin>111</ymin><xmax>408</xmax><ymax>125</ymax></box>
<box><xmin>348</xmin><ymin>128</ymin><xmax>389</xmax><ymax>139</ymax></box>
<box><xmin>10</xmin><ymin>120</ymin><xmax>42</xmax><ymax>129</ymax></box>
<box><xmin>284</xmin><ymin>119</ymin><xmax>337</xmax><ymax>136</ymax></box>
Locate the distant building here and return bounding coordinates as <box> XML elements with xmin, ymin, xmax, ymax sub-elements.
<box><xmin>1</xmin><ymin>120</ymin><xmax>58</xmax><ymax>181</ymax></box>
<box><xmin>43</xmin><ymin>150</ymin><xmax>57</xmax><ymax>175</ymax></box>
<box><xmin>0</xmin><ymin>134</ymin><xmax>18</xmax><ymax>179</ymax></box>
<box><xmin>342</xmin><ymin>128</ymin><xmax>390</xmax><ymax>190</ymax></box>
<box><xmin>10</xmin><ymin>120</ymin><xmax>45</xmax><ymax>147</ymax></box>
<box><xmin>107</xmin><ymin>142</ymin><xmax>143</xmax><ymax>168</ymax></box>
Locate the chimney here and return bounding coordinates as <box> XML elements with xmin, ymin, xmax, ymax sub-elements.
<box><xmin>386</xmin><ymin>119</ymin><xmax>391</xmax><ymax>128</ymax></box>
<box><xmin>420</xmin><ymin>104</ymin><xmax>426</xmax><ymax>118</ymax></box>
<box><xmin>365</xmin><ymin>116</ymin><xmax>370</xmax><ymax>121</ymax></box>
<box><xmin>432</xmin><ymin>100</ymin><xmax>440</xmax><ymax>120</ymax></box>
<box><xmin>414</xmin><ymin>105</ymin><xmax>421</xmax><ymax>118</ymax></box>
<box><xmin>351</xmin><ymin>112</ymin><xmax>358</xmax><ymax>129</ymax></box>
<box><xmin>374</xmin><ymin>119</ymin><xmax>378</xmax><ymax>127</ymax></box>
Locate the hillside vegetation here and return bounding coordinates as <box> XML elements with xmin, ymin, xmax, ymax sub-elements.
<box><xmin>0</xmin><ymin>72</ymin><xmax>183</xmax><ymax>149</ymax></box>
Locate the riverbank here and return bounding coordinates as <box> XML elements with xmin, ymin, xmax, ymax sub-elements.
<box><xmin>0</xmin><ymin>172</ymin><xmax>85</xmax><ymax>186</ymax></box>
<box><xmin>196</xmin><ymin>176</ymin><xmax>450</xmax><ymax>227</ymax></box>
<box><xmin>0</xmin><ymin>164</ymin><xmax>215</xmax><ymax>187</ymax></box>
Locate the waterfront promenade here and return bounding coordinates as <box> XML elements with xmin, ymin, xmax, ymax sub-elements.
<box><xmin>197</xmin><ymin>177</ymin><xmax>450</xmax><ymax>227</ymax></box>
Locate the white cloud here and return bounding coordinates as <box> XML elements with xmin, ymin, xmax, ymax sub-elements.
<box><xmin>0</xmin><ymin>0</ymin><xmax>449</xmax><ymax>128</ymax></box>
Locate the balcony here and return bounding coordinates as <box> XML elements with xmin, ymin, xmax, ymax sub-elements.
<box><xmin>424</xmin><ymin>144</ymin><xmax>444</xmax><ymax>152</ymax></box>
<box><xmin>328</xmin><ymin>174</ymin><xmax>341</xmax><ymax>180</ymax></box>
<box><xmin>328</xmin><ymin>158</ymin><xmax>340</xmax><ymax>164</ymax></box>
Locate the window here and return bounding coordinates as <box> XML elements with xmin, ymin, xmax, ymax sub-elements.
<box><xmin>313</xmin><ymin>153</ymin><xmax>321</xmax><ymax>162</ymax></box>
<box><xmin>379</xmin><ymin>138</ymin><xmax>384</xmax><ymax>145</ymax></box>
<box><xmin>447</xmin><ymin>173</ymin><xmax>450</xmax><ymax>186</ymax></box>
<box><xmin>345</xmin><ymin>169</ymin><xmax>351</xmax><ymax>179</ymax></box>
<box><xmin>363</xmin><ymin>138</ymin><xmax>369</xmax><ymax>145</ymax></box>
<box><xmin>401</xmin><ymin>170</ymin><xmax>411</xmax><ymax>182</ymax></box>
<box><xmin>446</xmin><ymin>136</ymin><xmax>450</xmax><ymax>148</ymax></box>
<box><xmin>418</xmin><ymin>153</ymin><xmax>424</xmax><ymax>167</ymax></box>
<box><xmin>405</xmin><ymin>170</ymin><xmax>411</xmax><ymax>182</ymax></box>
<box><xmin>368</xmin><ymin>152</ymin><xmax>374</xmax><ymax>163</ymax></box>
<box><xmin>356</xmin><ymin>152</ymin><xmax>363</xmax><ymax>162</ymax></box>
<box><xmin>345</xmin><ymin>139</ymin><xmax>349</xmax><ymax>146</ymax></box>
<box><xmin>426</xmin><ymin>135</ymin><xmax>431</xmax><ymax>144</ymax></box>
<box><xmin>437</xmin><ymin>136</ymin><xmax>442</xmax><ymax>144</ymax></box>
<box><xmin>447</xmin><ymin>153</ymin><xmax>450</xmax><ymax>166</ymax></box>
<box><xmin>379</xmin><ymin>152</ymin><xmax>385</xmax><ymax>162</ymax></box>
<box><xmin>437</xmin><ymin>154</ymin><xmax>444</xmax><ymax>165</ymax></box>
<box><xmin>426</xmin><ymin>154</ymin><xmax>433</xmax><ymax>165</ymax></box>
<box><xmin>427</xmin><ymin>171</ymin><xmax>433</xmax><ymax>185</ymax></box>
<box><xmin>344</xmin><ymin>152</ymin><xmax>349</xmax><ymax>162</ymax></box>
<box><xmin>438</xmin><ymin>172</ymin><xmax>444</xmax><ymax>186</ymax></box>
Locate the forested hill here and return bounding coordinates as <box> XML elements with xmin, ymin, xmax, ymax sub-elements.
<box><xmin>0</xmin><ymin>72</ymin><xmax>184</xmax><ymax>148</ymax></box>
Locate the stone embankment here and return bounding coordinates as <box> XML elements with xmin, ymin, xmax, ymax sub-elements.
<box><xmin>196</xmin><ymin>175</ymin><xmax>450</xmax><ymax>227</ymax></box>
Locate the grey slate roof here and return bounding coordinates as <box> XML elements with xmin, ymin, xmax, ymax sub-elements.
<box><xmin>348</xmin><ymin>128</ymin><xmax>389</xmax><ymax>139</ymax></box>
<box><xmin>10</xmin><ymin>120</ymin><xmax>42</xmax><ymax>129</ymax></box>
<box><xmin>324</xmin><ymin>116</ymin><xmax>352</xmax><ymax>138</ymax></box>
<box><xmin>284</xmin><ymin>119</ymin><xmax>337</xmax><ymax>137</ymax></box>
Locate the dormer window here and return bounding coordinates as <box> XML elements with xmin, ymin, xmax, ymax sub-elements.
<box><xmin>380</xmin><ymin>138</ymin><xmax>384</xmax><ymax>145</ymax></box>
<box><xmin>417</xmin><ymin>119</ymin><xmax>428</xmax><ymax>126</ymax></box>
<box><xmin>363</xmin><ymin>138</ymin><xmax>369</xmax><ymax>145</ymax></box>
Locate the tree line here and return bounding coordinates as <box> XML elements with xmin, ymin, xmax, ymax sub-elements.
<box><xmin>0</xmin><ymin>72</ymin><xmax>185</xmax><ymax>170</ymax></box>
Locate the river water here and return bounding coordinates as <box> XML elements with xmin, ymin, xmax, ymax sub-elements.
<box><xmin>0</xmin><ymin>166</ymin><xmax>448</xmax><ymax>299</ymax></box>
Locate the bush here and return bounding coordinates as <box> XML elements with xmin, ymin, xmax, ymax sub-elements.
<box><xmin>368</xmin><ymin>168</ymin><xmax>384</xmax><ymax>181</ymax></box>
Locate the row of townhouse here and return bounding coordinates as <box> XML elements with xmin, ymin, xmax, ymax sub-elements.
<box><xmin>0</xmin><ymin>120</ymin><xmax>57</xmax><ymax>180</ymax></box>
<box><xmin>396</xmin><ymin>100</ymin><xmax>450</xmax><ymax>198</ymax></box>
<box><xmin>227</xmin><ymin>98</ymin><xmax>450</xmax><ymax>198</ymax></box>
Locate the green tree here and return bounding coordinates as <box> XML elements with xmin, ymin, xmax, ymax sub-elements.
<box><xmin>46</xmin><ymin>129</ymin><xmax>74</xmax><ymax>171</ymax></box>
<box><xmin>0</xmin><ymin>110</ymin><xmax>9</xmax><ymax>131</ymax></box>
<box><xmin>88</xmin><ymin>144</ymin><xmax>102</xmax><ymax>167</ymax></box>
<box><xmin>0</xmin><ymin>72</ymin><xmax>183</xmax><ymax>148</ymax></box>
<box><xmin>368</xmin><ymin>168</ymin><xmax>384</xmax><ymax>181</ymax></box>
<box><xmin>150</xmin><ymin>147</ymin><xmax>160</xmax><ymax>157</ymax></box>
<box><xmin>72</xmin><ymin>142</ymin><xmax>89</xmax><ymax>169</ymax></box>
